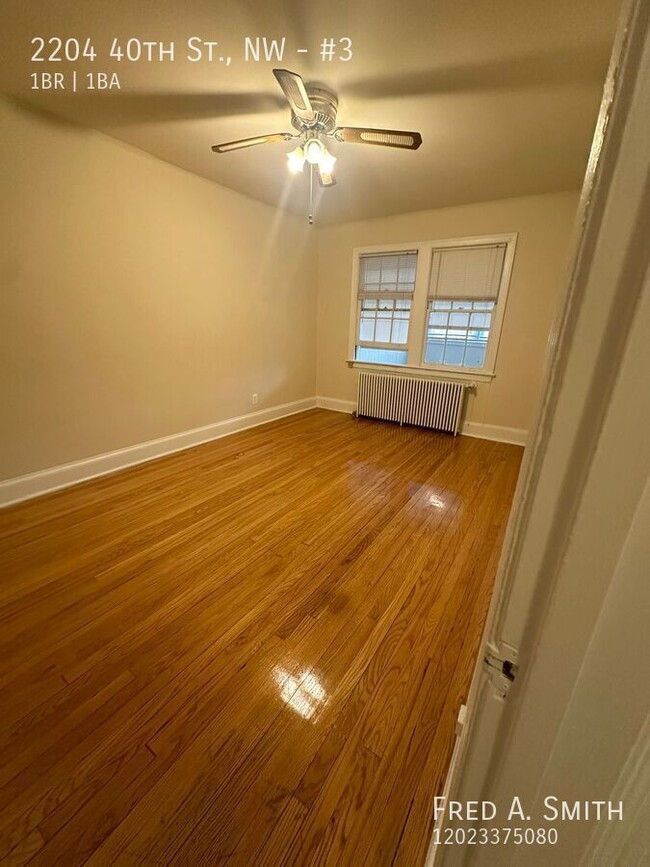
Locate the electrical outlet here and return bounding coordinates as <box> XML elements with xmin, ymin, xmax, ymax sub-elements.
<box><xmin>251</xmin><ymin>393</ymin><xmax>258</xmax><ymax>405</ymax></box>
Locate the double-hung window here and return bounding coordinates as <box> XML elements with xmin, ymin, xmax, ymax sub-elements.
<box><xmin>355</xmin><ymin>252</ymin><xmax>417</xmax><ymax>366</ymax></box>
<box><xmin>350</xmin><ymin>234</ymin><xmax>516</xmax><ymax>380</ymax></box>
<box><xmin>425</xmin><ymin>243</ymin><xmax>506</xmax><ymax>369</ymax></box>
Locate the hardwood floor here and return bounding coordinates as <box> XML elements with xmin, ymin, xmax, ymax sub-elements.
<box><xmin>0</xmin><ymin>409</ymin><xmax>522</xmax><ymax>866</ymax></box>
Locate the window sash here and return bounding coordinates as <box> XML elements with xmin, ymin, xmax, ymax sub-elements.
<box><xmin>358</xmin><ymin>297</ymin><xmax>411</xmax><ymax>348</ymax></box>
<box><xmin>424</xmin><ymin>299</ymin><xmax>495</xmax><ymax>369</ymax></box>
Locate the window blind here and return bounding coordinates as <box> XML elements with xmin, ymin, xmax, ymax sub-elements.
<box><xmin>358</xmin><ymin>252</ymin><xmax>418</xmax><ymax>298</ymax></box>
<box><xmin>428</xmin><ymin>244</ymin><xmax>506</xmax><ymax>301</ymax></box>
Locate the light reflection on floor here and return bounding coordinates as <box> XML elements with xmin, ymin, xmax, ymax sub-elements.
<box><xmin>428</xmin><ymin>492</ymin><xmax>447</xmax><ymax>509</ymax></box>
<box><xmin>272</xmin><ymin>666</ymin><xmax>327</xmax><ymax>720</ymax></box>
<box><xmin>406</xmin><ymin>484</ymin><xmax>453</xmax><ymax>511</ymax></box>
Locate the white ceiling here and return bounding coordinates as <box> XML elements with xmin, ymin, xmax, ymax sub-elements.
<box><xmin>1</xmin><ymin>0</ymin><xmax>622</xmax><ymax>224</ymax></box>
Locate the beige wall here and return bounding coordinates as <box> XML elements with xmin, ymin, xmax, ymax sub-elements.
<box><xmin>315</xmin><ymin>191</ymin><xmax>579</xmax><ymax>434</ymax></box>
<box><xmin>0</xmin><ymin>95</ymin><xmax>579</xmax><ymax>483</ymax></box>
<box><xmin>0</xmin><ymin>97</ymin><xmax>317</xmax><ymax>479</ymax></box>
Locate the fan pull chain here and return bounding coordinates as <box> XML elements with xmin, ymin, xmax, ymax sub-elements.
<box><xmin>309</xmin><ymin>164</ymin><xmax>314</xmax><ymax>224</ymax></box>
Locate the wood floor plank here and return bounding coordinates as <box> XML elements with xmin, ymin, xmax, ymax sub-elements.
<box><xmin>1</xmin><ymin>828</ymin><xmax>45</xmax><ymax>867</ymax></box>
<box><xmin>0</xmin><ymin>409</ymin><xmax>522</xmax><ymax>865</ymax></box>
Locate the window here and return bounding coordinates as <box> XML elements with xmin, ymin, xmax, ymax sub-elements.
<box><xmin>350</xmin><ymin>235</ymin><xmax>516</xmax><ymax>380</ymax></box>
<box><xmin>355</xmin><ymin>252</ymin><xmax>417</xmax><ymax>365</ymax></box>
<box><xmin>425</xmin><ymin>243</ymin><xmax>506</xmax><ymax>369</ymax></box>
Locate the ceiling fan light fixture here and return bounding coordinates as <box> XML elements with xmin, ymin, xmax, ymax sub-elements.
<box><xmin>211</xmin><ymin>69</ymin><xmax>423</xmax><ymax>222</ymax></box>
<box><xmin>287</xmin><ymin>145</ymin><xmax>305</xmax><ymax>174</ymax></box>
<box><xmin>304</xmin><ymin>138</ymin><xmax>325</xmax><ymax>165</ymax></box>
<box><xmin>318</xmin><ymin>149</ymin><xmax>336</xmax><ymax>175</ymax></box>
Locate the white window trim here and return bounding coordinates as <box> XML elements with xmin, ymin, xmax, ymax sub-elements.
<box><xmin>347</xmin><ymin>233</ymin><xmax>518</xmax><ymax>382</ymax></box>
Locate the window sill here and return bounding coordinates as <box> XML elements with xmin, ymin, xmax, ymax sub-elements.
<box><xmin>346</xmin><ymin>360</ymin><xmax>496</xmax><ymax>384</ymax></box>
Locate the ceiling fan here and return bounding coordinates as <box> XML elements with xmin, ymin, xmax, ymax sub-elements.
<box><xmin>211</xmin><ymin>68</ymin><xmax>423</xmax><ymax>221</ymax></box>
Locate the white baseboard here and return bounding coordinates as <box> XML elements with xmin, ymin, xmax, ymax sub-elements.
<box><xmin>0</xmin><ymin>397</ymin><xmax>317</xmax><ymax>508</ymax></box>
<box><xmin>316</xmin><ymin>396</ymin><xmax>356</xmax><ymax>414</ymax></box>
<box><xmin>461</xmin><ymin>421</ymin><xmax>527</xmax><ymax>446</ymax></box>
<box><xmin>0</xmin><ymin>401</ymin><xmax>526</xmax><ymax>508</ymax></box>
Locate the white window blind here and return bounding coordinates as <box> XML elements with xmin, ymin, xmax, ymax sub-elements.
<box><xmin>428</xmin><ymin>244</ymin><xmax>506</xmax><ymax>301</ymax></box>
<box><xmin>358</xmin><ymin>252</ymin><xmax>418</xmax><ymax>298</ymax></box>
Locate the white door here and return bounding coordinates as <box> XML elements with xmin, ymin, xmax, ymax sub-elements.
<box><xmin>430</xmin><ymin>0</ymin><xmax>650</xmax><ymax>863</ymax></box>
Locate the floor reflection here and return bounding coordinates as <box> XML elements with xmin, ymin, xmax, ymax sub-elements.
<box><xmin>428</xmin><ymin>492</ymin><xmax>447</xmax><ymax>509</ymax></box>
<box><xmin>272</xmin><ymin>666</ymin><xmax>327</xmax><ymax>720</ymax></box>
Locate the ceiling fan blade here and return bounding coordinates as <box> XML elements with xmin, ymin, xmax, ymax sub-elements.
<box><xmin>334</xmin><ymin>127</ymin><xmax>423</xmax><ymax>150</ymax></box>
<box><xmin>211</xmin><ymin>133</ymin><xmax>291</xmax><ymax>153</ymax></box>
<box><xmin>316</xmin><ymin>164</ymin><xmax>336</xmax><ymax>187</ymax></box>
<box><xmin>273</xmin><ymin>69</ymin><xmax>316</xmax><ymax>123</ymax></box>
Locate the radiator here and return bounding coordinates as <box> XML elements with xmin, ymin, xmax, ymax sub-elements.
<box><xmin>356</xmin><ymin>372</ymin><xmax>466</xmax><ymax>435</ymax></box>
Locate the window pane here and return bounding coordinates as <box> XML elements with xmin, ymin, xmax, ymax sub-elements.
<box><xmin>464</xmin><ymin>336</ymin><xmax>489</xmax><ymax>367</ymax></box>
<box><xmin>359</xmin><ymin>314</ymin><xmax>375</xmax><ymax>342</ymax></box>
<box><xmin>356</xmin><ymin>347</ymin><xmax>408</xmax><ymax>365</ymax></box>
<box><xmin>452</xmin><ymin>300</ymin><xmax>473</xmax><ymax>310</ymax></box>
<box><xmin>473</xmin><ymin>301</ymin><xmax>495</xmax><ymax>311</ymax></box>
<box><xmin>449</xmin><ymin>312</ymin><xmax>469</xmax><ymax>327</ymax></box>
<box><xmin>424</xmin><ymin>338</ymin><xmax>445</xmax><ymax>365</ymax></box>
<box><xmin>391</xmin><ymin>318</ymin><xmax>409</xmax><ymax>344</ymax></box>
<box><xmin>470</xmin><ymin>311</ymin><xmax>492</xmax><ymax>328</ymax></box>
<box><xmin>375</xmin><ymin>316</ymin><xmax>392</xmax><ymax>343</ymax></box>
<box><xmin>443</xmin><ymin>336</ymin><xmax>466</xmax><ymax>366</ymax></box>
<box><xmin>362</xmin><ymin>298</ymin><xmax>378</xmax><ymax>310</ymax></box>
<box><xmin>433</xmin><ymin>299</ymin><xmax>452</xmax><ymax>310</ymax></box>
<box><xmin>430</xmin><ymin>312</ymin><xmax>448</xmax><ymax>327</ymax></box>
